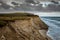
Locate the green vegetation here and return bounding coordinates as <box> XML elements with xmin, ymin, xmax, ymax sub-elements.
<box><xmin>0</xmin><ymin>13</ymin><xmax>34</xmax><ymax>17</ymax></box>
<box><xmin>0</xmin><ymin>13</ymin><xmax>38</xmax><ymax>20</ymax></box>
<box><xmin>0</xmin><ymin>21</ymin><xmax>7</xmax><ymax>27</ymax></box>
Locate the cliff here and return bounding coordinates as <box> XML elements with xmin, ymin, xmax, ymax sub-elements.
<box><xmin>0</xmin><ymin>13</ymin><xmax>49</xmax><ymax>40</ymax></box>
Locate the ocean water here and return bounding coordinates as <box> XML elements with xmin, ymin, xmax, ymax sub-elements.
<box><xmin>40</xmin><ymin>17</ymin><xmax>60</xmax><ymax>40</ymax></box>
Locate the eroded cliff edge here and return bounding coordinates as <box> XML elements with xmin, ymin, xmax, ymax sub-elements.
<box><xmin>0</xmin><ymin>13</ymin><xmax>50</xmax><ymax>40</ymax></box>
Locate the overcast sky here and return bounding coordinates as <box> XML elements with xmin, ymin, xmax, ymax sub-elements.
<box><xmin>0</xmin><ymin>0</ymin><xmax>60</xmax><ymax>17</ymax></box>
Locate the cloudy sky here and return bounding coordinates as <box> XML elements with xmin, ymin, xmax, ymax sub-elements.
<box><xmin>0</xmin><ymin>0</ymin><xmax>60</xmax><ymax>17</ymax></box>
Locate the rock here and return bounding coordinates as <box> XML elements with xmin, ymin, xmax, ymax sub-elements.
<box><xmin>0</xmin><ymin>13</ymin><xmax>50</xmax><ymax>40</ymax></box>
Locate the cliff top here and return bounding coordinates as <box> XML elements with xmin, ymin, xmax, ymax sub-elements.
<box><xmin>0</xmin><ymin>12</ymin><xmax>39</xmax><ymax>20</ymax></box>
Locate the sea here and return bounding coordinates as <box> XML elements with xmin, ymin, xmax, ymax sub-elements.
<box><xmin>41</xmin><ymin>17</ymin><xmax>60</xmax><ymax>40</ymax></box>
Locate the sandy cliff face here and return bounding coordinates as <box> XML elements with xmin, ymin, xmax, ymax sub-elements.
<box><xmin>0</xmin><ymin>13</ymin><xmax>49</xmax><ymax>40</ymax></box>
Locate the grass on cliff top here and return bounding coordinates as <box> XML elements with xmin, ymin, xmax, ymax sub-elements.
<box><xmin>0</xmin><ymin>13</ymin><xmax>38</xmax><ymax>17</ymax></box>
<box><xmin>0</xmin><ymin>13</ymin><xmax>39</xmax><ymax>20</ymax></box>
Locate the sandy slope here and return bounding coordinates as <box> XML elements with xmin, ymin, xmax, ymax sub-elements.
<box><xmin>0</xmin><ymin>13</ymin><xmax>50</xmax><ymax>40</ymax></box>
